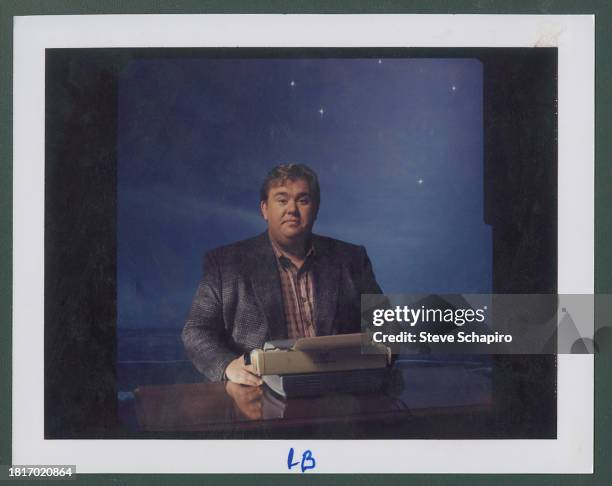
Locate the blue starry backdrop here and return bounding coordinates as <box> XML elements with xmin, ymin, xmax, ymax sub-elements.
<box><xmin>117</xmin><ymin>58</ymin><xmax>491</xmax><ymax>343</ymax></box>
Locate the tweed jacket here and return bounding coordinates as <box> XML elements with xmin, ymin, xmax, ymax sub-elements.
<box><xmin>182</xmin><ymin>232</ymin><xmax>383</xmax><ymax>381</ymax></box>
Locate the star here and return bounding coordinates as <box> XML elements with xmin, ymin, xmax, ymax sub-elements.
<box><xmin>417</xmin><ymin>179</ymin><xmax>423</xmax><ymax>185</ymax></box>
<box><xmin>290</xmin><ymin>80</ymin><xmax>296</xmax><ymax>87</ymax></box>
<box><xmin>378</xmin><ymin>59</ymin><xmax>382</xmax><ymax>64</ymax></box>
<box><xmin>451</xmin><ymin>85</ymin><xmax>457</xmax><ymax>91</ymax></box>
<box><xmin>319</xmin><ymin>107</ymin><xmax>325</xmax><ymax>116</ymax></box>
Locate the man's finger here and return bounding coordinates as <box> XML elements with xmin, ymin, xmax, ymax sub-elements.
<box><xmin>240</xmin><ymin>370</ymin><xmax>263</xmax><ymax>386</ymax></box>
<box><xmin>242</xmin><ymin>363</ymin><xmax>259</xmax><ymax>375</ymax></box>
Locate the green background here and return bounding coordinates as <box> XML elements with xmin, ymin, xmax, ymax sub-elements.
<box><xmin>1</xmin><ymin>0</ymin><xmax>610</xmax><ymax>484</ymax></box>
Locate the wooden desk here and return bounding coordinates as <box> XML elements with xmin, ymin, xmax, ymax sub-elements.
<box><xmin>133</xmin><ymin>363</ymin><xmax>494</xmax><ymax>439</ymax></box>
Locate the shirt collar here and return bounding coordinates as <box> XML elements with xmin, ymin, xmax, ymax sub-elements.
<box><xmin>269</xmin><ymin>235</ymin><xmax>315</xmax><ymax>267</ymax></box>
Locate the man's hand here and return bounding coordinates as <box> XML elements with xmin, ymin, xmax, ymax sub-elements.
<box><xmin>224</xmin><ymin>355</ymin><xmax>263</xmax><ymax>386</ymax></box>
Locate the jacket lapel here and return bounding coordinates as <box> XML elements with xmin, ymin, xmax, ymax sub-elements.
<box><xmin>312</xmin><ymin>236</ymin><xmax>340</xmax><ymax>336</ymax></box>
<box><xmin>249</xmin><ymin>233</ymin><xmax>288</xmax><ymax>340</ymax></box>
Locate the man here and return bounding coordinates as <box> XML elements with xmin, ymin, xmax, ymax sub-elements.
<box><xmin>182</xmin><ymin>163</ymin><xmax>382</xmax><ymax>385</ymax></box>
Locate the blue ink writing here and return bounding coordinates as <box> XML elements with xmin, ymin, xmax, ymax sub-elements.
<box><xmin>287</xmin><ymin>448</ymin><xmax>317</xmax><ymax>472</ymax></box>
<box><xmin>287</xmin><ymin>448</ymin><xmax>300</xmax><ymax>470</ymax></box>
<box><xmin>301</xmin><ymin>450</ymin><xmax>316</xmax><ymax>472</ymax></box>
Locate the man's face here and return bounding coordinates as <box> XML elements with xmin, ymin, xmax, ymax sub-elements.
<box><xmin>260</xmin><ymin>178</ymin><xmax>317</xmax><ymax>247</ymax></box>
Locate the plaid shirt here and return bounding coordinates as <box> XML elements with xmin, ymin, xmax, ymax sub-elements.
<box><xmin>270</xmin><ymin>240</ymin><xmax>317</xmax><ymax>339</ymax></box>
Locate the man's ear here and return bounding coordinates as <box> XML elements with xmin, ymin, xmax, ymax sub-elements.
<box><xmin>260</xmin><ymin>200</ymin><xmax>268</xmax><ymax>221</ymax></box>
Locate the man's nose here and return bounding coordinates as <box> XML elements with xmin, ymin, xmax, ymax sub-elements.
<box><xmin>287</xmin><ymin>200</ymin><xmax>298</xmax><ymax>214</ymax></box>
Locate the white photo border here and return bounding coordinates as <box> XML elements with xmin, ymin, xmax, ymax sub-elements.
<box><xmin>13</xmin><ymin>14</ymin><xmax>594</xmax><ymax>473</ymax></box>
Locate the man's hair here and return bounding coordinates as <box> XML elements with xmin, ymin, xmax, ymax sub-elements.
<box><xmin>259</xmin><ymin>163</ymin><xmax>320</xmax><ymax>208</ymax></box>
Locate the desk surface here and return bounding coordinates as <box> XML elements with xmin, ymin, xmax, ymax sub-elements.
<box><xmin>133</xmin><ymin>363</ymin><xmax>495</xmax><ymax>438</ymax></box>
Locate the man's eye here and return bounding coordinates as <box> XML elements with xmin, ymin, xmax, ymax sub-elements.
<box><xmin>277</xmin><ymin>199</ymin><xmax>288</xmax><ymax>204</ymax></box>
<box><xmin>298</xmin><ymin>198</ymin><xmax>310</xmax><ymax>205</ymax></box>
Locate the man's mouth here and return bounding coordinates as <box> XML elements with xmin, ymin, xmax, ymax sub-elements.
<box><xmin>283</xmin><ymin>220</ymin><xmax>300</xmax><ymax>225</ymax></box>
